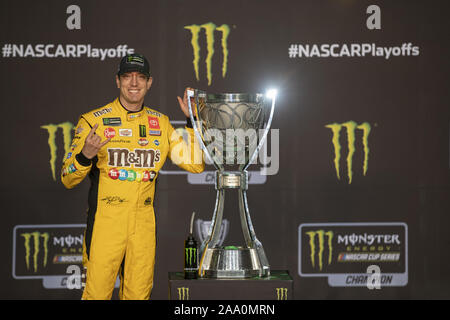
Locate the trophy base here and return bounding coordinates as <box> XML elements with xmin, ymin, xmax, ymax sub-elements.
<box><xmin>199</xmin><ymin>246</ymin><xmax>270</xmax><ymax>279</ymax></box>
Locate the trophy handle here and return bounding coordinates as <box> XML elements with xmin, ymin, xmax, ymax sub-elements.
<box><xmin>187</xmin><ymin>89</ymin><xmax>221</xmax><ymax>171</ymax></box>
<box><xmin>243</xmin><ymin>92</ymin><xmax>276</xmax><ymax>171</ymax></box>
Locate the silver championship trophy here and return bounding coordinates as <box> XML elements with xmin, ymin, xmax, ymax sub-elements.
<box><xmin>187</xmin><ymin>89</ymin><xmax>277</xmax><ymax>278</ymax></box>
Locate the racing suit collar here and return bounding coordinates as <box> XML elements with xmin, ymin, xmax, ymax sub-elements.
<box><xmin>117</xmin><ymin>97</ymin><xmax>144</xmax><ymax>113</ymax></box>
<box><xmin>115</xmin><ymin>98</ymin><xmax>145</xmax><ymax>121</ymax></box>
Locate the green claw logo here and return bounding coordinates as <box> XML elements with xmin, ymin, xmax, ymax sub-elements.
<box><xmin>276</xmin><ymin>288</ymin><xmax>288</xmax><ymax>300</ymax></box>
<box><xmin>41</xmin><ymin>122</ymin><xmax>74</xmax><ymax>181</ymax></box>
<box><xmin>305</xmin><ymin>230</ymin><xmax>334</xmax><ymax>271</ymax></box>
<box><xmin>325</xmin><ymin>121</ymin><xmax>371</xmax><ymax>184</ymax></box>
<box><xmin>185</xmin><ymin>247</ymin><xmax>197</xmax><ymax>266</ymax></box>
<box><xmin>21</xmin><ymin>232</ymin><xmax>50</xmax><ymax>273</ymax></box>
<box><xmin>184</xmin><ymin>22</ymin><xmax>231</xmax><ymax>86</ymax></box>
<box><xmin>178</xmin><ymin>287</ymin><xmax>190</xmax><ymax>300</ymax></box>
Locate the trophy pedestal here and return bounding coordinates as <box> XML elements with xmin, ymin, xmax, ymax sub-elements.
<box><xmin>199</xmin><ymin>246</ymin><xmax>270</xmax><ymax>278</ymax></box>
<box><xmin>169</xmin><ymin>270</ymin><xmax>293</xmax><ymax>300</ymax></box>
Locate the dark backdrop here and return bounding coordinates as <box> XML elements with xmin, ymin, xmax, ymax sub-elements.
<box><xmin>0</xmin><ymin>0</ymin><xmax>449</xmax><ymax>299</ymax></box>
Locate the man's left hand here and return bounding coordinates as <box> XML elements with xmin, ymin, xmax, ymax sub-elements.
<box><xmin>177</xmin><ymin>87</ymin><xmax>195</xmax><ymax>118</ymax></box>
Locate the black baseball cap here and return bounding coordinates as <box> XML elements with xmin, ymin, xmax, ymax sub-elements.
<box><xmin>117</xmin><ymin>53</ymin><xmax>150</xmax><ymax>78</ymax></box>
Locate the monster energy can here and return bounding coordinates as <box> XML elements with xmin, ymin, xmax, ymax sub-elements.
<box><xmin>184</xmin><ymin>212</ymin><xmax>198</xmax><ymax>279</ymax></box>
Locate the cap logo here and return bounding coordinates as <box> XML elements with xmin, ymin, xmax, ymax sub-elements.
<box><xmin>126</xmin><ymin>56</ymin><xmax>144</xmax><ymax>66</ymax></box>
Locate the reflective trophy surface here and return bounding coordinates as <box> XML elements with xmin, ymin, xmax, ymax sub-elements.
<box><xmin>187</xmin><ymin>89</ymin><xmax>276</xmax><ymax>278</ymax></box>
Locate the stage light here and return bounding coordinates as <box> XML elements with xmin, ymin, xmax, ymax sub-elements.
<box><xmin>266</xmin><ymin>89</ymin><xmax>278</xmax><ymax>99</ymax></box>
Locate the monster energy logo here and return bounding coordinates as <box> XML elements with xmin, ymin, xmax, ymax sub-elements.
<box><xmin>139</xmin><ymin>125</ymin><xmax>146</xmax><ymax>137</ymax></box>
<box><xmin>184</xmin><ymin>22</ymin><xmax>231</xmax><ymax>86</ymax></box>
<box><xmin>185</xmin><ymin>247</ymin><xmax>197</xmax><ymax>266</ymax></box>
<box><xmin>325</xmin><ymin>121</ymin><xmax>371</xmax><ymax>184</ymax></box>
<box><xmin>41</xmin><ymin>122</ymin><xmax>74</xmax><ymax>180</ymax></box>
<box><xmin>21</xmin><ymin>232</ymin><xmax>50</xmax><ymax>273</ymax></box>
<box><xmin>276</xmin><ymin>288</ymin><xmax>288</xmax><ymax>300</ymax></box>
<box><xmin>127</xmin><ymin>56</ymin><xmax>144</xmax><ymax>65</ymax></box>
<box><xmin>178</xmin><ymin>287</ymin><xmax>190</xmax><ymax>300</ymax></box>
<box><xmin>306</xmin><ymin>230</ymin><xmax>334</xmax><ymax>271</ymax></box>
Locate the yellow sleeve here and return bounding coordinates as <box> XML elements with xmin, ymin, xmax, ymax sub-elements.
<box><xmin>167</xmin><ymin>118</ymin><xmax>204</xmax><ymax>173</ymax></box>
<box><xmin>61</xmin><ymin>116</ymin><xmax>93</xmax><ymax>189</ymax></box>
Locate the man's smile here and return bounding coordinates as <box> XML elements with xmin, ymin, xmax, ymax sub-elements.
<box><xmin>128</xmin><ymin>88</ymin><xmax>141</xmax><ymax>94</ymax></box>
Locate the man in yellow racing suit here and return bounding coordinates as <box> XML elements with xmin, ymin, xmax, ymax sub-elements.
<box><xmin>61</xmin><ymin>53</ymin><xmax>204</xmax><ymax>300</ymax></box>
